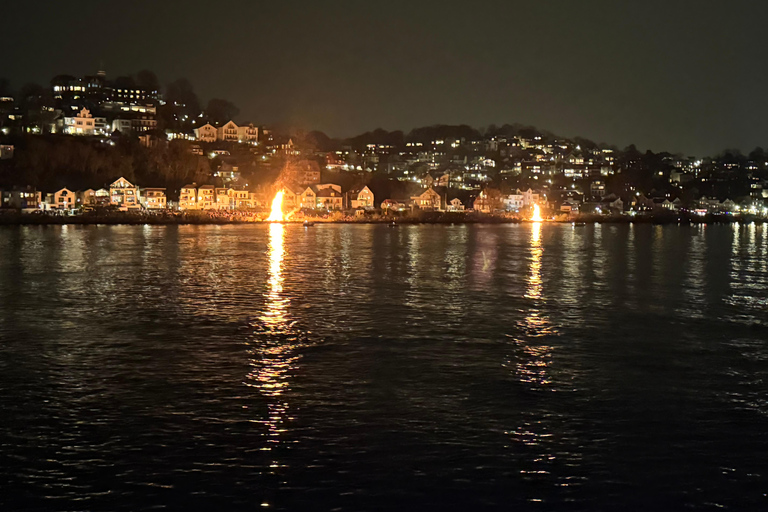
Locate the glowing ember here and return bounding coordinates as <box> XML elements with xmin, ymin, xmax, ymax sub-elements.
<box><xmin>531</xmin><ymin>203</ymin><xmax>543</xmax><ymax>222</ymax></box>
<box><xmin>267</xmin><ymin>190</ymin><xmax>284</xmax><ymax>222</ymax></box>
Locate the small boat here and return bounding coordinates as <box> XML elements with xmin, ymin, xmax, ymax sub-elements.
<box><xmin>389</xmin><ymin>221</ymin><xmax>398</xmax><ymax>227</ymax></box>
<box><xmin>572</xmin><ymin>222</ymin><xmax>586</xmax><ymax>227</ymax></box>
<box><xmin>303</xmin><ymin>220</ymin><xmax>315</xmax><ymax>227</ymax></box>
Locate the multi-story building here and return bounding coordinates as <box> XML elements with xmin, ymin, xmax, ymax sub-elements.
<box><xmin>217</xmin><ymin>121</ymin><xmax>239</xmax><ymax>142</ymax></box>
<box><xmin>0</xmin><ymin>187</ymin><xmax>41</xmax><ymax>210</ymax></box>
<box><xmin>315</xmin><ymin>184</ymin><xmax>344</xmax><ymax>210</ymax></box>
<box><xmin>237</xmin><ymin>123</ymin><xmax>258</xmax><ymax>143</ymax></box>
<box><xmin>411</xmin><ymin>187</ymin><xmax>443</xmax><ymax>211</ymax></box>
<box><xmin>139</xmin><ymin>188</ymin><xmax>167</xmax><ymax>209</ymax></box>
<box><xmin>109</xmin><ymin>177</ymin><xmax>139</xmax><ymax>209</ymax></box>
<box><xmin>197</xmin><ymin>185</ymin><xmax>215</xmax><ymax>209</ymax></box>
<box><xmin>349</xmin><ymin>186</ymin><xmax>375</xmax><ymax>209</ymax></box>
<box><xmin>77</xmin><ymin>189</ymin><xmax>97</xmax><ymax>207</ymax></box>
<box><xmin>48</xmin><ymin>188</ymin><xmax>77</xmax><ymax>210</ymax></box>
<box><xmin>64</xmin><ymin>108</ymin><xmax>95</xmax><ymax>136</ymax></box>
<box><xmin>179</xmin><ymin>184</ymin><xmax>198</xmax><ymax>210</ymax></box>
<box><xmin>194</xmin><ymin>123</ymin><xmax>217</xmax><ymax>142</ymax></box>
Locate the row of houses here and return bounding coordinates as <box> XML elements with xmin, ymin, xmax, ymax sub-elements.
<box><xmin>193</xmin><ymin>121</ymin><xmax>258</xmax><ymax>144</ymax></box>
<box><xmin>0</xmin><ymin>177</ymin><xmax>167</xmax><ymax>212</ymax></box>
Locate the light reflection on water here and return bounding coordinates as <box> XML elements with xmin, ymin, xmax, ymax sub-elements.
<box><xmin>1</xmin><ymin>223</ymin><xmax>768</xmax><ymax>510</ymax></box>
<box><xmin>246</xmin><ymin>223</ymin><xmax>297</xmax><ymax>455</ymax></box>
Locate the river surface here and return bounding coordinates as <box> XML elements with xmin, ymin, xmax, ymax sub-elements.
<box><xmin>1</xmin><ymin>223</ymin><xmax>768</xmax><ymax>511</ymax></box>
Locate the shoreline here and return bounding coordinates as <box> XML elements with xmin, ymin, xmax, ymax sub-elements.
<box><xmin>0</xmin><ymin>211</ymin><xmax>765</xmax><ymax>226</ymax></box>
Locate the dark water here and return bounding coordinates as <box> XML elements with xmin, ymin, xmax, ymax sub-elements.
<box><xmin>1</xmin><ymin>223</ymin><xmax>768</xmax><ymax>511</ymax></box>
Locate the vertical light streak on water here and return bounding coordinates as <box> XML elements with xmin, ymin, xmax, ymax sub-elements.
<box><xmin>472</xmin><ymin>226</ymin><xmax>498</xmax><ymax>288</ymax></box>
<box><xmin>650</xmin><ymin>226</ymin><xmax>665</xmax><ymax>308</ymax></box>
<box><xmin>514</xmin><ymin>222</ymin><xmax>556</xmax><ymax>388</ymax></box>
<box><xmin>404</xmin><ymin>226</ymin><xmax>421</xmax><ymax>311</ymax></box>
<box><xmin>559</xmin><ymin>225</ymin><xmax>581</xmax><ymax>313</ymax></box>
<box><xmin>681</xmin><ymin>224</ymin><xmax>706</xmax><ymax>319</ymax></box>
<box><xmin>443</xmin><ymin>226</ymin><xmax>469</xmax><ymax>319</ymax></box>
<box><xmin>591</xmin><ymin>223</ymin><xmax>605</xmax><ymax>288</ymax></box>
<box><xmin>246</xmin><ymin>223</ymin><xmax>296</xmax><ymax>462</ymax></box>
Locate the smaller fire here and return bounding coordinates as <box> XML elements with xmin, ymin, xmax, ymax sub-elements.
<box><xmin>267</xmin><ymin>190</ymin><xmax>284</xmax><ymax>222</ymax></box>
<box><xmin>531</xmin><ymin>203</ymin><xmax>543</xmax><ymax>222</ymax></box>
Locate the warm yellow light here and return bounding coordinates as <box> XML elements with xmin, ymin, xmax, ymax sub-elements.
<box><xmin>531</xmin><ymin>203</ymin><xmax>543</xmax><ymax>222</ymax></box>
<box><xmin>267</xmin><ymin>190</ymin><xmax>284</xmax><ymax>222</ymax></box>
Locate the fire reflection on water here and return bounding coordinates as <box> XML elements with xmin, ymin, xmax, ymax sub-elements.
<box><xmin>246</xmin><ymin>223</ymin><xmax>298</xmax><ymax>455</ymax></box>
<box><xmin>514</xmin><ymin>222</ymin><xmax>557</xmax><ymax>388</ymax></box>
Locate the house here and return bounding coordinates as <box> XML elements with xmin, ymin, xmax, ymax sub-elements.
<box><xmin>112</xmin><ymin>118</ymin><xmax>132</xmax><ymax>134</ymax></box>
<box><xmin>51</xmin><ymin>188</ymin><xmax>77</xmax><ymax>210</ymax></box>
<box><xmin>197</xmin><ymin>185</ymin><xmax>215</xmax><ymax>209</ymax></box>
<box><xmin>217</xmin><ymin>120</ymin><xmax>239</xmax><ymax>142</ymax></box>
<box><xmin>473</xmin><ymin>192</ymin><xmax>493</xmax><ymax>213</ymax></box>
<box><xmin>381</xmin><ymin>199</ymin><xmax>407</xmax><ymax>212</ymax></box>
<box><xmin>215</xmin><ymin>188</ymin><xmax>230</xmax><ymax>210</ymax></box>
<box><xmin>110</xmin><ymin>177</ymin><xmax>140</xmax><ymax>209</ymax></box>
<box><xmin>94</xmin><ymin>188</ymin><xmax>110</xmax><ymax>206</ymax></box>
<box><xmin>299</xmin><ymin>186</ymin><xmax>317</xmax><ymax>209</ymax></box>
<box><xmin>590</xmin><ymin>180</ymin><xmax>606</xmax><ymax>198</ymax></box>
<box><xmin>64</xmin><ymin>108</ymin><xmax>95</xmax><ymax>136</ymax></box>
<box><xmin>237</xmin><ymin>123</ymin><xmax>258</xmax><ymax>143</ymax></box>
<box><xmin>194</xmin><ymin>123</ymin><xmax>217</xmax><ymax>143</ymax></box>
<box><xmin>76</xmin><ymin>189</ymin><xmax>97</xmax><ymax>207</ymax></box>
<box><xmin>447</xmin><ymin>197</ymin><xmax>464</xmax><ymax>211</ymax></box>
<box><xmin>0</xmin><ymin>187</ymin><xmax>41</xmax><ymax>210</ymax></box>
<box><xmin>349</xmin><ymin>186</ymin><xmax>375</xmax><ymax>209</ymax></box>
<box><xmin>519</xmin><ymin>188</ymin><xmax>541</xmax><ymax>206</ymax></box>
<box><xmin>179</xmin><ymin>184</ymin><xmax>198</xmax><ymax>210</ymax></box>
<box><xmin>502</xmin><ymin>193</ymin><xmax>524</xmax><ymax>211</ymax></box>
<box><xmin>315</xmin><ymin>185</ymin><xmax>344</xmax><ymax>210</ymax></box>
<box><xmin>411</xmin><ymin>188</ymin><xmax>442</xmax><ymax>211</ymax></box>
<box><xmin>600</xmin><ymin>195</ymin><xmax>624</xmax><ymax>213</ymax></box>
<box><xmin>228</xmin><ymin>188</ymin><xmax>251</xmax><ymax>209</ymax></box>
<box><xmin>140</xmin><ymin>188</ymin><xmax>167</xmax><ymax>209</ymax></box>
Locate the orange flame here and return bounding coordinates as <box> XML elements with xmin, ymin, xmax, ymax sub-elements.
<box><xmin>267</xmin><ymin>190</ymin><xmax>284</xmax><ymax>222</ymax></box>
<box><xmin>531</xmin><ymin>203</ymin><xmax>543</xmax><ymax>222</ymax></box>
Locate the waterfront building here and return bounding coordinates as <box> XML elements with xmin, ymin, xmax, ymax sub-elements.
<box><xmin>77</xmin><ymin>189</ymin><xmax>97</xmax><ymax>207</ymax></box>
<box><xmin>411</xmin><ymin>188</ymin><xmax>443</xmax><ymax>211</ymax></box>
<box><xmin>315</xmin><ymin>186</ymin><xmax>344</xmax><ymax>210</ymax></box>
<box><xmin>139</xmin><ymin>188</ymin><xmax>167</xmax><ymax>209</ymax></box>
<box><xmin>50</xmin><ymin>188</ymin><xmax>77</xmax><ymax>210</ymax></box>
<box><xmin>179</xmin><ymin>184</ymin><xmax>198</xmax><ymax>210</ymax></box>
<box><xmin>109</xmin><ymin>177</ymin><xmax>139</xmax><ymax>209</ymax></box>
<box><xmin>0</xmin><ymin>187</ymin><xmax>41</xmax><ymax>211</ymax></box>
<box><xmin>348</xmin><ymin>186</ymin><xmax>375</xmax><ymax>209</ymax></box>
<box><xmin>447</xmin><ymin>197</ymin><xmax>464</xmax><ymax>211</ymax></box>
<box><xmin>197</xmin><ymin>185</ymin><xmax>215</xmax><ymax>210</ymax></box>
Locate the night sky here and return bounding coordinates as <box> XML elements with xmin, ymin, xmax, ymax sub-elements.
<box><xmin>5</xmin><ymin>1</ymin><xmax>767</xmax><ymax>155</ymax></box>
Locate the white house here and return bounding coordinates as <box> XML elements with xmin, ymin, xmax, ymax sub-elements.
<box><xmin>64</xmin><ymin>108</ymin><xmax>95</xmax><ymax>136</ymax></box>
<box><xmin>447</xmin><ymin>197</ymin><xmax>464</xmax><ymax>211</ymax></box>
<box><xmin>194</xmin><ymin>123</ymin><xmax>217</xmax><ymax>143</ymax></box>
<box><xmin>349</xmin><ymin>186</ymin><xmax>375</xmax><ymax>209</ymax></box>
<box><xmin>411</xmin><ymin>188</ymin><xmax>443</xmax><ymax>211</ymax></box>
<box><xmin>50</xmin><ymin>188</ymin><xmax>76</xmax><ymax>210</ymax></box>
<box><xmin>217</xmin><ymin>121</ymin><xmax>239</xmax><ymax>142</ymax></box>
<box><xmin>139</xmin><ymin>188</ymin><xmax>167</xmax><ymax>209</ymax></box>
<box><xmin>237</xmin><ymin>123</ymin><xmax>258</xmax><ymax>143</ymax></box>
<box><xmin>109</xmin><ymin>177</ymin><xmax>139</xmax><ymax>209</ymax></box>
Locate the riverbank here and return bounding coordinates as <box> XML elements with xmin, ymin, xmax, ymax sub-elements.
<box><xmin>1</xmin><ymin>210</ymin><xmax>767</xmax><ymax>225</ymax></box>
